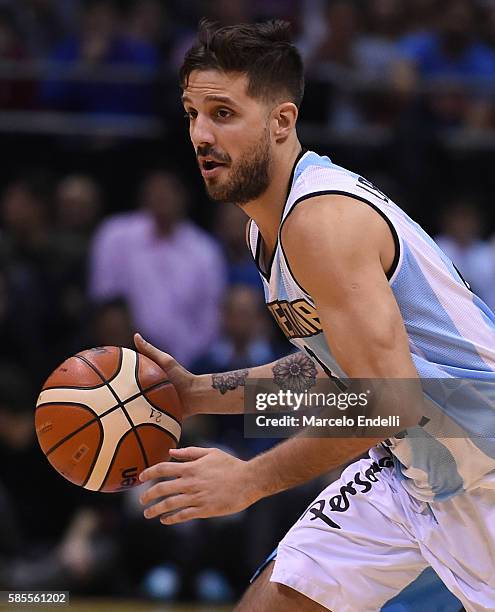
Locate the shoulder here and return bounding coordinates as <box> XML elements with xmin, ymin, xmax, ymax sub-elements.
<box><xmin>281</xmin><ymin>194</ymin><xmax>394</xmax><ymax>293</ymax></box>
<box><xmin>289</xmin><ymin>155</ymin><xmax>360</xmax><ymax>206</ymax></box>
<box><xmin>283</xmin><ymin>193</ymin><xmax>388</xmax><ymax>250</ymax></box>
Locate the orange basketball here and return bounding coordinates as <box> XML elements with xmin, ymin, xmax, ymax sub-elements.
<box><xmin>35</xmin><ymin>346</ymin><xmax>182</xmax><ymax>493</ymax></box>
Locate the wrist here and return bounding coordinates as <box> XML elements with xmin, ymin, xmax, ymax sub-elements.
<box><xmin>187</xmin><ymin>374</ymin><xmax>211</xmax><ymax>416</ymax></box>
<box><xmin>243</xmin><ymin>457</ymin><xmax>273</xmax><ymax>505</ymax></box>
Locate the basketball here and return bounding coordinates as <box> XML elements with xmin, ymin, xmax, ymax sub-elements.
<box><xmin>35</xmin><ymin>346</ymin><xmax>182</xmax><ymax>493</ymax></box>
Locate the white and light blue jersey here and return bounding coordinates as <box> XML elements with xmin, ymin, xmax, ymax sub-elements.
<box><xmin>248</xmin><ymin>150</ymin><xmax>495</xmax><ymax>502</ymax></box>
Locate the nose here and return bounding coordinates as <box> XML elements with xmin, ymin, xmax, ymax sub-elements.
<box><xmin>190</xmin><ymin>114</ymin><xmax>215</xmax><ymax>149</ymax></box>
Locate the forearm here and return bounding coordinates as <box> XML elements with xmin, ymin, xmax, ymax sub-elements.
<box><xmin>190</xmin><ymin>351</ymin><xmax>323</xmax><ymax>415</ymax></box>
<box><xmin>246</xmin><ymin>435</ymin><xmax>383</xmax><ymax>501</ymax></box>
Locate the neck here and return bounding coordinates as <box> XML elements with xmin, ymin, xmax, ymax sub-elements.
<box><xmin>242</xmin><ymin>137</ymin><xmax>302</xmax><ymax>254</ymax></box>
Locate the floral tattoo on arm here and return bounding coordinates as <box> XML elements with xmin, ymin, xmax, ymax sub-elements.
<box><xmin>272</xmin><ymin>352</ymin><xmax>317</xmax><ymax>392</ymax></box>
<box><xmin>211</xmin><ymin>369</ymin><xmax>249</xmax><ymax>395</ymax></box>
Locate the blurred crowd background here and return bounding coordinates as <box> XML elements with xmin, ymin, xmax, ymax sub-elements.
<box><xmin>0</xmin><ymin>0</ymin><xmax>494</xmax><ymax>605</ymax></box>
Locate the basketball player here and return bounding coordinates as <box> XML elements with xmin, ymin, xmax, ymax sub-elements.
<box><xmin>136</xmin><ymin>20</ymin><xmax>495</xmax><ymax>611</ymax></box>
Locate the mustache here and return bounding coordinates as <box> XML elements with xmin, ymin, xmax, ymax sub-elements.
<box><xmin>196</xmin><ymin>145</ymin><xmax>231</xmax><ymax>164</ymax></box>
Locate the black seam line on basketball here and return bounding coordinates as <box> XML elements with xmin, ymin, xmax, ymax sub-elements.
<box><xmin>73</xmin><ymin>351</ymin><xmax>176</xmax><ymax>420</ymax></box>
<box><xmin>75</xmin><ymin>350</ymin><xmax>148</xmax><ymax>467</ymax></box>
<box><xmin>140</xmin><ymin>394</ymin><xmax>181</xmax><ymax>434</ymax></box>
<box><xmin>127</xmin><ymin>383</ymin><xmax>181</xmax><ymax>426</ymax></box>
<box><xmin>94</xmin><ymin>397</ymin><xmax>180</xmax><ymax>445</ymax></box>
<box><xmin>136</xmin><ymin>422</ymin><xmax>179</xmax><ymax>446</ymax></box>
<box><xmin>43</xmin><ymin>347</ymin><xmax>123</xmax><ymax>391</ymax></box>
<box><xmin>131</xmin><ymin>384</ymin><xmax>182</xmax><ymax>427</ymax></box>
<box><xmin>81</xmin><ymin>417</ymin><xmax>104</xmax><ymax>488</ymax></box>
<box><xmin>98</xmin><ymin>429</ymin><xmax>149</xmax><ymax>492</ymax></box>
<box><xmin>36</xmin><ymin>400</ymin><xmax>99</xmax><ymax>417</ymax></box>
<box><xmin>74</xmin><ymin>347</ymin><xmax>124</xmax><ymax>387</ymax></box>
<box><xmin>75</xmin><ymin>351</ymin><xmax>126</xmax><ymax>406</ymax></box>
<box><xmin>45</xmin><ymin>414</ymin><xmax>99</xmax><ymax>456</ymax></box>
<box><xmin>98</xmin><ymin>429</ymin><xmax>136</xmax><ymax>492</ymax></box>
<box><xmin>133</xmin><ymin>353</ymin><xmax>150</xmax><ymax>467</ymax></box>
<box><xmin>138</xmin><ymin>397</ymin><xmax>180</xmax><ymax>426</ymax></box>
<box><xmin>42</xmin><ymin>382</ymin><xmax>106</xmax><ymax>391</ymax></box>
<box><xmin>133</xmin><ymin>353</ymin><xmax>181</xmax><ymax>426</ymax></box>
<box><xmin>74</xmin><ymin>380</ymin><xmax>178</xmax><ymax>426</ymax></box>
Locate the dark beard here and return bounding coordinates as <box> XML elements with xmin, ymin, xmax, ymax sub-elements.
<box><xmin>204</xmin><ymin>131</ymin><xmax>272</xmax><ymax>206</ymax></box>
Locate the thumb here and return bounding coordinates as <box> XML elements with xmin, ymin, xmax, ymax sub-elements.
<box><xmin>134</xmin><ymin>333</ymin><xmax>177</xmax><ymax>372</ymax></box>
<box><xmin>169</xmin><ymin>446</ymin><xmax>211</xmax><ymax>461</ymax></box>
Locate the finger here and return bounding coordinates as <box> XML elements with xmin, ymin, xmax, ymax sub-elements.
<box><xmin>144</xmin><ymin>494</ymin><xmax>195</xmax><ymax>519</ymax></box>
<box><xmin>134</xmin><ymin>333</ymin><xmax>176</xmax><ymax>371</ymax></box>
<box><xmin>140</xmin><ymin>478</ymin><xmax>188</xmax><ymax>505</ymax></box>
<box><xmin>160</xmin><ymin>507</ymin><xmax>202</xmax><ymax>525</ymax></box>
<box><xmin>169</xmin><ymin>446</ymin><xmax>211</xmax><ymax>461</ymax></box>
<box><xmin>140</xmin><ymin>461</ymin><xmax>187</xmax><ymax>482</ymax></box>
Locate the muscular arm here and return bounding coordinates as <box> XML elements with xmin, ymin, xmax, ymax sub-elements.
<box><xmin>241</xmin><ymin>195</ymin><xmax>424</xmax><ymax>498</ymax></box>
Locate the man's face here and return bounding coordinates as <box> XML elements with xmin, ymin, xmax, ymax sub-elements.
<box><xmin>182</xmin><ymin>69</ymin><xmax>273</xmax><ymax>205</ymax></box>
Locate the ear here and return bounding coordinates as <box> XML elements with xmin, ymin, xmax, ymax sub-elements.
<box><xmin>271</xmin><ymin>102</ymin><xmax>298</xmax><ymax>143</ymax></box>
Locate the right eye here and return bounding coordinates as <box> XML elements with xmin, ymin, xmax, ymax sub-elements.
<box><xmin>184</xmin><ymin>110</ymin><xmax>197</xmax><ymax>120</ymax></box>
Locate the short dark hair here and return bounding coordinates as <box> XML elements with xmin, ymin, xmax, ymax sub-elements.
<box><xmin>180</xmin><ymin>19</ymin><xmax>305</xmax><ymax>108</ymax></box>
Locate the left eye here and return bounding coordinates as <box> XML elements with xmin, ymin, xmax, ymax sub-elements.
<box><xmin>216</xmin><ymin>109</ymin><xmax>232</xmax><ymax>119</ymax></box>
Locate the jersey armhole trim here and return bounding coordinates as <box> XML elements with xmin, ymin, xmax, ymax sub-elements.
<box><xmin>246</xmin><ymin>218</ymin><xmax>256</xmax><ymax>258</ymax></box>
<box><xmin>279</xmin><ymin>190</ymin><xmax>401</xmax><ymax>296</ymax></box>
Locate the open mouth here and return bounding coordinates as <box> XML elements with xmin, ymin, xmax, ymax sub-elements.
<box><xmin>199</xmin><ymin>158</ymin><xmax>228</xmax><ymax>177</ymax></box>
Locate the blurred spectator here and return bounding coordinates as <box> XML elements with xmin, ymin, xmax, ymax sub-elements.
<box><xmin>306</xmin><ymin>0</ymin><xmax>360</xmax><ymax>73</ymax></box>
<box><xmin>215</xmin><ymin>205</ymin><xmax>261</xmax><ymax>288</ymax></box>
<box><xmin>55</xmin><ymin>173</ymin><xmax>102</xmax><ymax>237</ymax></box>
<box><xmin>192</xmin><ymin>284</ymin><xmax>279</xmax><ymax>376</ymax></box>
<box><xmin>303</xmin><ymin>0</ymin><xmax>363</xmax><ymax>129</ymax></box>
<box><xmin>399</xmin><ymin>0</ymin><xmax>495</xmax><ymax>81</ymax></box>
<box><xmin>0</xmin><ymin>171</ymin><xmax>100</xmax><ymax>374</ymax></box>
<box><xmin>89</xmin><ymin>169</ymin><xmax>226</xmax><ymax>366</ymax></box>
<box><xmin>40</xmin><ymin>0</ymin><xmax>159</xmax><ymax>116</ymax></box>
<box><xmin>359</xmin><ymin>0</ymin><xmax>404</xmax><ymax>79</ymax></box>
<box><xmin>0</xmin><ymin>6</ymin><xmax>35</xmax><ymax>109</ymax></box>
<box><xmin>304</xmin><ymin>0</ymin><xmax>405</xmax><ymax>128</ymax></box>
<box><xmin>192</xmin><ymin>284</ymin><xmax>285</xmax><ymax>455</ymax></box>
<box><xmin>0</xmin><ymin>269</ymin><xmax>29</xmax><ymax>370</ymax></box>
<box><xmin>0</xmin><ymin>172</ymin><xmax>68</xmax><ymax>383</ymax></box>
<box><xmin>88</xmin><ymin>297</ymin><xmax>135</xmax><ymax>349</ymax></box>
<box><xmin>49</xmin><ymin>173</ymin><xmax>104</xmax><ymax>359</ymax></box>
<box><xmin>126</xmin><ymin>0</ymin><xmax>174</xmax><ymax>59</ymax></box>
<box><xmin>0</xmin><ymin>364</ymin><xmax>122</xmax><ymax>593</ymax></box>
<box><xmin>394</xmin><ymin>0</ymin><xmax>495</xmax><ymax>127</ymax></box>
<box><xmin>435</xmin><ymin>198</ymin><xmax>495</xmax><ymax>310</ymax></box>
<box><xmin>3</xmin><ymin>0</ymin><xmax>79</xmax><ymax>57</ymax></box>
